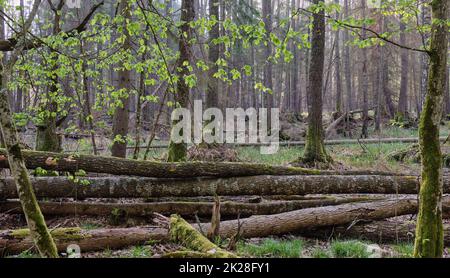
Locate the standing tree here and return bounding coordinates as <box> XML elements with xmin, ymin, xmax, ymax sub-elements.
<box><xmin>111</xmin><ymin>0</ymin><xmax>132</xmax><ymax>158</ymax></box>
<box><xmin>397</xmin><ymin>16</ymin><xmax>409</xmax><ymax>120</ymax></box>
<box><xmin>167</xmin><ymin>0</ymin><xmax>195</xmax><ymax>162</ymax></box>
<box><xmin>360</xmin><ymin>0</ymin><xmax>369</xmax><ymax>139</ymax></box>
<box><xmin>414</xmin><ymin>0</ymin><xmax>448</xmax><ymax>258</ymax></box>
<box><xmin>0</xmin><ymin>0</ymin><xmax>58</xmax><ymax>257</ymax></box>
<box><xmin>262</xmin><ymin>0</ymin><xmax>273</xmax><ymax>130</ymax></box>
<box><xmin>298</xmin><ymin>0</ymin><xmax>331</xmax><ymax>165</ymax></box>
<box><xmin>206</xmin><ymin>0</ymin><xmax>220</xmax><ymax>111</ymax></box>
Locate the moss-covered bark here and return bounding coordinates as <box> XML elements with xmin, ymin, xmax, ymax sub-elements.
<box><xmin>169</xmin><ymin>215</ymin><xmax>237</xmax><ymax>258</ymax></box>
<box><xmin>414</xmin><ymin>0</ymin><xmax>448</xmax><ymax>258</ymax></box>
<box><xmin>35</xmin><ymin>124</ymin><xmax>61</xmax><ymax>152</ymax></box>
<box><xmin>167</xmin><ymin>141</ymin><xmax>187</xmax><ymax>162</ymax></box>
<box><xmin>167</xmin><ymin>0</ymin><xmax>194</xmax><ymax>162</ymax></box>
<box><xmin>0</xmin><ymin>92</ymin><xmax>58</xmax><ymax>258</ymax></box>
<box><xmin>301</xmin><ymin>0</ymin><xmax>331</xmax><ymax>165</ymax></box>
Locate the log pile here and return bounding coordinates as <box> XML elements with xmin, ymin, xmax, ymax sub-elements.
<box><xmin>1</xmin><ymin>149</ymin><xmax>449</xmax><ymax>257</ymax></box>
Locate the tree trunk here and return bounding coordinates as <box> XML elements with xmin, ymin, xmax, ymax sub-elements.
<box><xmin>418</xmin><ymin>4</ymin><xmax>431</xmax><ymax>114</ymax></box>
<box><xmin>167</xmin><ymin>0</ymin><xmax>195</xmax><ymax>162</ymax></box>
<box><xmin>262</xmin><ymin>0</ymin><xmax>273</xmax><ymax>130</ymax></box>
<box><xmin>300</xmin><ymin>220</ymin><xmax>450</xmax><ymax>247</ymax></box>
<box><xmin>206</xmin><ymin>0</ymin><xmax>220</xmax><ymax>110</ymax></box>
<box><xmin>1</xmin><ymin>175</ymin><xmax>443</xmax><ymax>199</ymax></box>
<box><xmin>398</xmin><ymin>19</ymin><xmax>409</xmax><ymax>118</ymax></box>
<box><xmin>200</xmin><ymin>198</ymin><xmax>421</xmax><ymax>239</ymax></box>
<box><xmin>0</xmin><ymin>196</ymin><xmax>383</xmax><ymax>218</ymax></box>
<box><xmin>360</xmin><ymin>0</ymin><xmax>369</xmax><ymax>138</ymax></box>
<box><xmin>111</xmin><ymin>0</ymin><xmax>132</xmax><ymax>158</ymax></box>
<box><xmin>333</xmin><ymin>0</ymin><xmax>342</xmax><ymax>114</ymax></box>
<box><xmin>414</xmin><ymin>0</ymin><xmax>449</xmax><ymax>258</ymax></box>
<box><xmin>169</xmin><ymin>215</ymin><xmax>237</xmax><ymax>257</ymax></box>
<box><xmin>0</xmin><ymin>227</ymin><xmax>167</xmax><ymax>256</ymax></box>
<box><xmin>343</xmin><ymin>0</ymin><xmax>352</xmax><ymax>112</ymax></box>
<box><xmin>0</xmin><ymin>0</ymin><xmax>58</xmax><ymax>258</ymax></box>
<box><xmin>301</xmin><ymin>0</ymin><xmax>330</xmax><ymax>164</ymax></box>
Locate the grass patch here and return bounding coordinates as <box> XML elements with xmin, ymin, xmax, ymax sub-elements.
<box><xmin>126</xmin><ymin>246</ymin><xmax>152</xmax><ymax>258</ymax></box>
<box><xmin>392</xmin><ymin>243</ymin><xmax>414</xmax><ymax>258</ymax></box>
<box><xmin>8</xmin><ymin>250</ymin><xmax>40</xmax><ymax>258</ymax></box>
<box><xmin>237</xmin><ymin>239</ymin><xmax>303</xmax><ymax>258</ymax></box>
<box><xmin>330</xmin><ymin>240</ymin><xmax>370</xmax><ymax>258</ymax></box>
<box><xmin>310</xmin><ymin>248</ymin><xmax>331</xmax><ymax>258</ymax></box>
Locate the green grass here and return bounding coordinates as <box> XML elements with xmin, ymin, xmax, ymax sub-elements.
<box><xmin>128</xmin><ymin>246</ymin><xmax>152</xmax><ymax>258</ymax></box>
<box><xmin>237</xmin><ymin>239</ymin><xmax>303</xmax><ymax>258</ymax></box>
<box><xmin>392</xmin><ymin>243</ymin><xmax>414</xmax><ymax>258</ymax></box>
<box><xmin>310</xmin><ymin>248</ymin><xmax>332</xmax><ymax>258</ymax></box>
<box><xmin>330</xmin><ymin>240</ymin><xmax>371</xmax><ymax>258</ymax></box>
<box><xmin>8</xmin><ymin>250</ymin><xmax>40</xmax><ymax>258</ymax></box>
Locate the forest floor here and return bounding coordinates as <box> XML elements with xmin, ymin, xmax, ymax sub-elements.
<box><xmin>3</xmin><ymin>124</ymin><xmax>450</xmax><ymax>258</ymax></box>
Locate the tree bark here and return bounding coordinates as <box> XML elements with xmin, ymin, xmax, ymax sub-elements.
<box><xmin>414</xmin><ymin>0</ymin><xmax>449</xmax><ymax>258</ymax></box>
<box><xmin>360</xmin><ymin>0</ymin><xmax>369</xmax><ymax>138</ymax></box>
<box><xmin>301</xmin><ymin>0</ymin><xmax>330</xmax><ymax>163</ymax></box>
<box><xmin>111</xmin><ymin>0</ymin><xmax>132</xmax><ymax>158</ymax></box>
<box><xmin>262</xmin><ymin>0</ymin><xmax>274</xmax><ymax>130</ymax></box>
<box><xmin>0</xmin><ymin>149</ymin><xmax>402</xmax><ymax>178</ymax></box>
<box><xmin>333</xmin><ymin>0</ymin><xmax>342</xmax><ymax>114</ymax></box>
<box><xmin>199</xmin><ymin>198</ymin><xmax>427</xmax><ymax>239</ymax></box>
<box><xmin>1</xmin><ymin>175</ymin><xmax>444</xmax><ymax>199</ymax></box>
<box><xmin>0</xmin><ymin>227</ymin><xmax>167</xmax><ymax>256</ymax></box>
<box><xmin>300</xmin><ymin>220</ymin><xmax>450</xmax><ymax>247</ymax></box>
<box><xmin>343</xmin><ymin>0</ymin><xmax>353</xmax><ymax>111</ymax></box>
<box><xmin>398</xmin><ymin>18</ymin><xmax>409</xmax><ymax>118</ymax></box>
<box><xmin>167</xmin><ymin>0</ymin><xmax>195</xmax><ymax>162</ymax></box>
<box><xmin>0</xmin><ymin>196</ymin><xmax>383</xmax><ymax>218</ymax></box>
<box><xmin>206</xmin><ymin>0</ymin><xmax>220</xmax><ymax>109</ymax></box>
<box><xmin>0</xmin><ymin>0</ymin><xmax>58</xmax><ymax>258</ymax></box>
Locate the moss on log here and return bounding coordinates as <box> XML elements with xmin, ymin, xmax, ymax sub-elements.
<box><xmin>169</xmin><ymin>215</ymin><xmax>237</xmax><ymax>258</ymax></box>
<box><xmin>0</xmin><ymin>227</ymin><xmax>168</xmax><ymax>256</ymax></box>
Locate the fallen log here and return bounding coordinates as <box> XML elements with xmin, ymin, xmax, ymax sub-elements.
<box><xmin>299</xmin><ymin>220</ymin><xmax>450</xmax><ymax>247</ymax></box>
<box><xmin>168</xmin><ymin>215</ymin><xmax>237</xmax><ymax>258</ymax></box>
<box><xmin>198</xmin><ymin>198</ymin><xmax>450</xmax><ymax>238</ymax></box>
<box><xmin>0</xmin><ymin>175</ymin><xmax>439</xmax><ymax>199</ymax></box>
<box><xmin>0</xmin><ymin>196</ymin><xmax>381</xmax><ymax>217</ymax></box>
<box><xmin>0</xmin><ymin>227</ymin><xmax>168</xmax><ymax>256</ymax></box>
<box><xmin>0</xmin><ymin>149</ymin><xmax>403</xmax><ymax>178</ymax></box>
<box><xmin>3</xmin><ymin>198</ymin><xmax>449</xmax><ymax>255</ymax></box>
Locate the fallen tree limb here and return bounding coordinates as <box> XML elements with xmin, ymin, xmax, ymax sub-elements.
<box><xmin>198</xmin><ymin>198</ymin><xmax>450</xmax><ymax>238</ymax></box>
<box><xmin>0</xmin><ymin>149</ymin><xmax>404</xmax><ymax>178</ymax></box>
<box><xmin>168</xmin><ymin>215</ymin><xmax>237</xmax><ymax>258</ymax></box>
<box><xmin>1</xmin><ymin>175</ymin><xmax>444</xmax><ymax>199</ymax></box>
<box><xmin>0</xmin><ymin>227</ymin><xmax>168</xmax><ymax>256</ymax></box>
<box><xmin>0</xmin><ymin>196</ymin><xmax>382</xmax><ymax>217</ymax></box>
<box><xmin>299</xmin><ymin>220</ymin><xmax>450</xmax><ymax>247</ymax></box>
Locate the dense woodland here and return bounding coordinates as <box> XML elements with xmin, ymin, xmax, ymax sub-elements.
<box><xmin>0</xmin><ymin>0</ymin><xmax>449</xmax><ymax>259</ymax></box>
